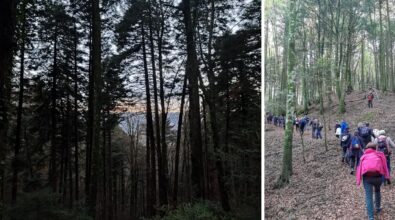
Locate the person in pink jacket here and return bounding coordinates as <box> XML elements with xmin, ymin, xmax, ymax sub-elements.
<box><xmin>356</xmin><ymin>142</ymin><xmax>390</xmax><ymax>220</ymax></box>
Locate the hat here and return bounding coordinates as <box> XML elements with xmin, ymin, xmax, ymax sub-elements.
<box><xmin>379</xmin><ymin>130</ymin><xmax>386</xmax><ymax>136</ymax></box>
<box><xmin>373</xmin><ymin>129</ymin><xmax>379</xmax><ymax>137</ymax></box>
<box><xmin>366</xmin><ymin>142</ymin><xmax>377</xmax><ymax>149</ymax></box>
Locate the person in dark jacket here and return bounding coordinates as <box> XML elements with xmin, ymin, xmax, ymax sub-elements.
<box><xmin>341</xmin><ymin>128</ymin><xmax>352</xmax><ymax>163</ymax></box>
<box><xmin>359</xmin><ymin>123</ymin><xmax>374</xmax><ymax>149</ymax></box>
<box><xmin>350</xmin><ymin>131</ymin><xmax>364</xmax><ymax>174</ymax></box>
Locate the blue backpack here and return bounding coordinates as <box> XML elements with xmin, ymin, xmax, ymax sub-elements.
<box><xmin>351</xmin><ymin>137</ymin><xmax>361</xmax><ymax>150</ymax></box>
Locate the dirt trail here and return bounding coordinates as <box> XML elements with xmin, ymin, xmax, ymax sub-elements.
<box><xmin>265</xmin><ymin>92</ymin><xmax>395</xmax><ymax>220</ymax></box>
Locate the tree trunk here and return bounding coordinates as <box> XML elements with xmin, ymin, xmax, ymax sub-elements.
<box><xmin>12</xmin><ymin>0</ymin><xmax>27</xmax><ymax>204</ymax></box>
<box><xmin>141</xmin><ymin>21</ymin><xmax>156</xmax><ymax>216</ymax></box>
<box><xmin>172</xmin><ymin>75</ymin><xmax>187</xmax><ymax>205</ymax></box>
<box><xmin>49</xmin><ymin>24</ymin><xmax>59</xmax><ymax>192</ymax></box>
<box><xmin>181</xmin><ymin>0</ymin><xmax>204</xmax><ymax>199</ymax></box>
<box><xmin>385</xmin><ymin>0</ymin><xmax>393</xmax><ymax>91</ymax></box>
<box><xmin>147</xmin><ymin>0</ymin><xmax>165</xmax><ymax>206</ymax></box>
<box><xmin>379</xmin><ymin>0</ymin><xmax>385</xmax><ymax>91</ymax></box>
<box><xmin>87</xmin><ymin>0</ymin><xmax>102</xmax><ymax>216</ymax></box>
<box><xmin>276</xmin><ymin>0</ymin><xmax>297</xmax><ymax>187</ymax></box>
<box><xmin>361</xmin><ymin>36</ymin><xmax>365</xmax><ymax>90</ymax></box>
<box><xmin>0</xmin><ymin>0</ymin><xmax>16</xmax><ymax>205</ymax></box>
<box><xmin>157</xmin><ymin>0</ymin><xmax>169</xmax><ymax>206</ymax></box>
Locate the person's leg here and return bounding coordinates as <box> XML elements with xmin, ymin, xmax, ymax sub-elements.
<box><xmin>351</xmin><ymin>156</ymin><xmax>355</xmax><ymax>174</ymax></box>
<box><xmin>372</xmin><ymin>177</ymin><xmax>382</xmax><ymax>213</ymax></box>
<box><xmin>312</xmin><ymin>128</ymin><xmax>315</xmax><ymax>138</ymax></box>
<box><xmin>363</xmin><ymin>178</ymin><xmax>375</xmax><ymax>220</ymax></box>
<box><xmin>350</xmin><ymin>155</ymin><xmax>355</xmax><ymax>171</ymax></box>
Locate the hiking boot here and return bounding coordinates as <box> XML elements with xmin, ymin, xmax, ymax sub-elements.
<box><xmin>375</xmin><ymin>208</ymin><xmax>382</xmax><ymax>214</ymax></box>
<box><xmin>350</xmin><ymin>170</ymin><xmax>354</xmax><ymax>175</ymax></box>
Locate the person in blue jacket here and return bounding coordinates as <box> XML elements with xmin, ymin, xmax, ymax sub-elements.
<box><xmin>340</xmin><ymin>119</ymin><xmax>349</xmax><ymax>136</ymax></box>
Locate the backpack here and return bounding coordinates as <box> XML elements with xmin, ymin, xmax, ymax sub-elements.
<box><xmin>377</xmin><ymin>136</ymin><xmax>389</xmax><ymax>156</ymax></box>
<box><xmin>360</xmin><ymin>127</ymin><xmax>370</xmax><ymax>138</ymax></box>
<box><xmin>351</xmin><ymin>137</ymin><xmax>361</xmax><ymax>150</ymax></box>
<box><xmin>341</xmin><ymin>134</ymin><xmax>350</xmax><ymax>148</ymax></box>
<box><xmin>362</xmin><ymin>152</ymin><xmax>383</xmax><ymax>175</ymax></box>
<box><xmin>368</xmin><ymin>94</ymin><xmax>374</xmax><ymax>100</ymax></box>
<box><xmin>335</xmin><ymin>127</ymin><xmax>341</xmax><ymax>136</ymax></box>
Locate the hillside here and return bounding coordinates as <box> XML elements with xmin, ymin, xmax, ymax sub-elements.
<box><xmin>265</xmin><ymin>91</ymin><xmax>395</xmax><ymax>219</ymax></box>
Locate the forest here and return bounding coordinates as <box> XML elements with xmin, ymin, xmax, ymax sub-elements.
<box><xmin>265</xmin><ymin>0</ymin><xmax>395</xmax><ymax>219</ymax></box>
<box><xmin>0</xmin><ymin>0</ymin><xmax>261</xmax><ymax>219</ymax></box>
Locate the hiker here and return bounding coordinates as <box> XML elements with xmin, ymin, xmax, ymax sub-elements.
<box><xmin>356</xmin><ymin>142</ymin><xmax>390</xmax><ymax>220</ymax></box>
<box><xmin>316</xmin><ymin>122</ymin><xmax>323</xmax><ymax>139</ymax></box>
<box><xmin>350</xmin><ymin>131</ymin><xmax>364</xmax><ymax>174</ymax></box>
<box><xmin>266</xmin><ymin>112</ymin><xmax>273</xmax><ymax>124</ymax></box>
<box><xmin>367</xmin><ymin>89</ymin><xmax>374</xmax><ymax>108</ymax></box>
<box><xmin>340</xmin><ymin>119</ymin><xmax>349</xmax><ymax>136</ymax></box>
<box><xmin>273</xmin><ymin>116</ymin><xmax>278</xmax><ymax>126</ymax></box>
<box><xmin>294</xmin><ymin>117</ymin><xmax>300</xmax><ymax>132</ymax></box>
<box><xmin>374</xmin><ymin>130</ymin><xmax>395</xmax><ymax>176</ymax></box>
<box><xmin>341</xmin><ymin>128</ymin><xmax>352</xmax><ymax>163</ymax></box>
<box><xmin>359</xmin><ymin>123</ymin><xmax>374</xmax><ymax>149</ymax></box>
<box><xmin>279</xmin><ymin>115</ymin><xmax>285</xmax><ymax>129</ymax></box>
<box><xmin>299</xmin><ymin>116</ymin><xmax>309</xmax><ymax>135</ymax></box>
<box><xmin>311</xmin><ymin>118</ymin><xmax>319</xmax><ymax>139</ymax></box>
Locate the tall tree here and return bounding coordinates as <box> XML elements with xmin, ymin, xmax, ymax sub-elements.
<box><xmin>0</xmin><ymin>0</ymin><xmax>17</xmax><ymax>206</ymax></box>
<box><xmin>276</xmin><ymin>0</ymin><xmax>297</xmax><ymax>187</ymax></box>
<box><xmin>87</xmin><ymin>0</ymin><xmax>102</xmax><ymax>216</ymax></box>
<box><xmin>181</xmin><ymin>0</ymin><xmax>205</xmax><ymax>199</ymax></box>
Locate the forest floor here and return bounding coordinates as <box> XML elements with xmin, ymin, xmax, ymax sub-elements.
<box><xmin>265</xmin><ymin>91</ymin><xmax>395</xmax><ymax>219</ymax></box>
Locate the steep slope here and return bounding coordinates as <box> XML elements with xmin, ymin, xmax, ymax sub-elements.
<box><xmin>265</xmin><ymin>91</ymin><xmax>395</xmax><ymax>220</ymax></box>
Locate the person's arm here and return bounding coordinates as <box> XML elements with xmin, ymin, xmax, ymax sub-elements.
<box><xmin>387</xmin><ymin>137</ymin><xmax>395</xmax><ymax>150</ymax></box>
<box><xmin>381</xmin><ymin>153</ymin><xmax>390</xmax><ymax>180</ymax></box>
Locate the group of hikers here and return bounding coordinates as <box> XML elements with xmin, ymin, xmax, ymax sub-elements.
<box><xmin>266</xmin><ymin>112</ymin><xmax>326</xmax><ymax>139</ymax></box>
<box><xmin>294</xmin><ymin>115</ymin><xmax>324</xmax><ymax>139</ymax></box>
<box><xmin>266</xmin><ymin>113</ymin><xmax>286</xmax><ymax>129</ymax></box>
<box><xmin>337</xmin><ymin>119</ymin><xmax>394</xmax><ymax>219</ymax></box>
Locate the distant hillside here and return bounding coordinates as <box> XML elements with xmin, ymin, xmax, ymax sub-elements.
<box><xmin>118</xmin><ymin>112</ymin><xmax>180</xmax><ymax>133</ymax></box>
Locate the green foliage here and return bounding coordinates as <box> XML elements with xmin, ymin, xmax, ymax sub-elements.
<box><xmin>146</xmin><ymin>201</ymin><xmax>233</xmax><ymax>220</ymax></box>
<box><xmin>6</xmin><ymin>189</ymin><xmax>92</xmax><ymax>220</ymax></box>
